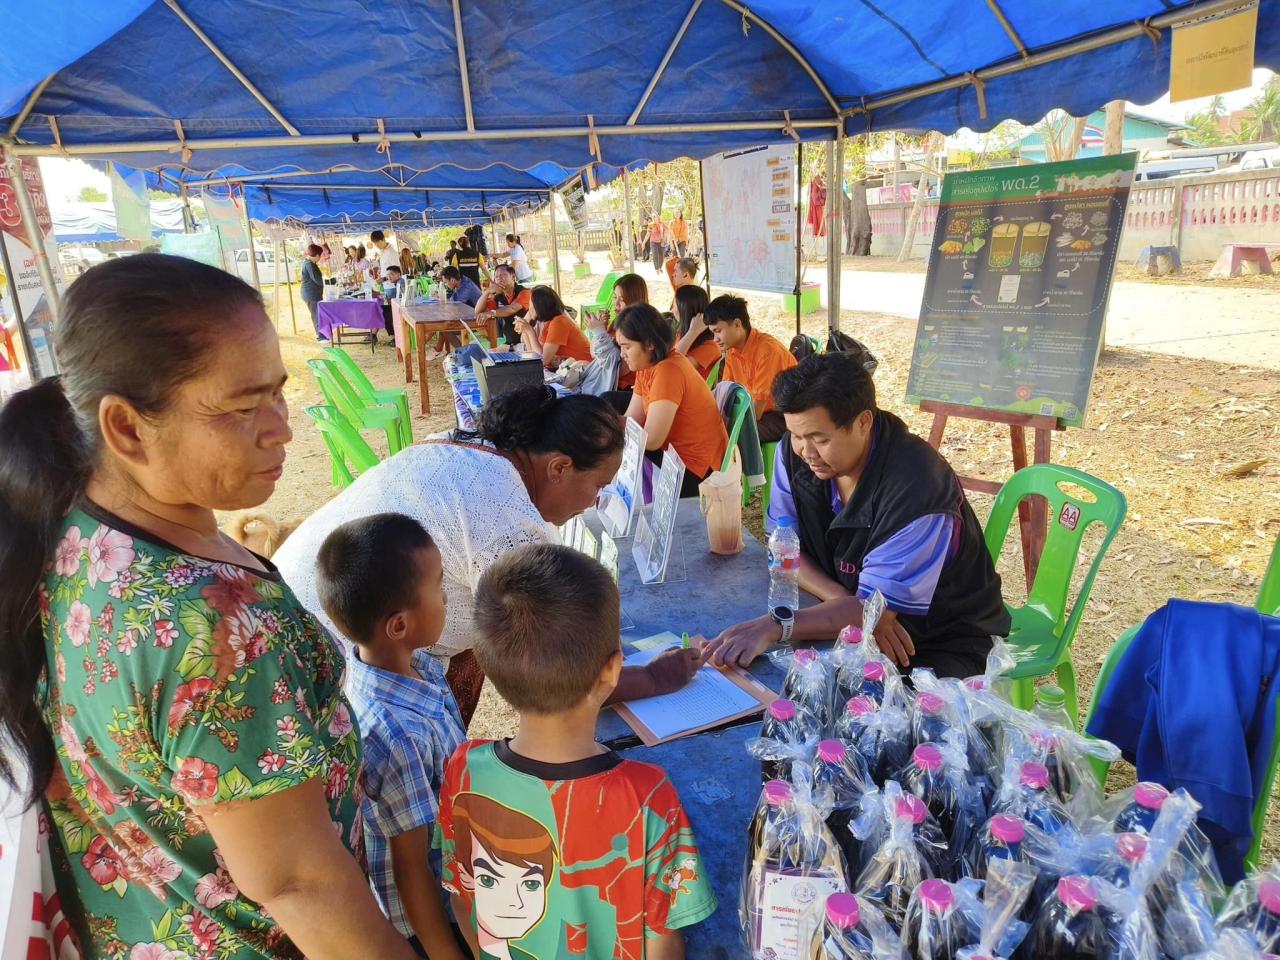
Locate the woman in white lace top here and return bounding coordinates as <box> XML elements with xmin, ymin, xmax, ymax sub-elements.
<box><xmin>274</xmin><ymin>386</ymin><xmax>701</xmax><ymax>724</ymax></box>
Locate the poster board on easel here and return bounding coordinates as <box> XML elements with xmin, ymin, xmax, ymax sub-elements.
<box><xmin>599</xmin><ymin>418</ymin><xmax>646</xmax><ymax>539</ymax></box>
<box><xmin>633</xmin><ymin>447</ymin><xmax>685</xmax><ymax>585</ymax></box>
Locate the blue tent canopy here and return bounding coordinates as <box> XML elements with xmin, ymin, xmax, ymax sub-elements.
<box><xmin>5</xmin><ymin>0</ymin><xmax>1275</xmax><ymax>176</ymax></box>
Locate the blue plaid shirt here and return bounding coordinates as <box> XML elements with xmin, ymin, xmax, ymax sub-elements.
<box><xmin>345</xmin><ymin>649</ymin><xmax>465</xmax><ymax>937</ymax></box>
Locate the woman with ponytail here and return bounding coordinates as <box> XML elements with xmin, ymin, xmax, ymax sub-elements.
<box><xmin>0</xmin><ymin>254</ymin><xmax>419</xmax><ymax>959</ymax></box>
<box><xmin>274</xmin><ymin>385</ymin><xmax>701</xmax><ymax>724</ymax></box>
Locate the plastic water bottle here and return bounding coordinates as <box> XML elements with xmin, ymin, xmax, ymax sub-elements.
<box><xmin>1024</xmin><ymin>876</ymin><xmax>1114</xmax><ymax>959</ymax></box>
<box><xmin>971</xmin><ymin>814</ymin><xmax>1027</xmax><ymax>878</ymax></box>
<box><xmin>758</xmin><ymin>698</ymin><xmax>810</xmax><ymax>782</ymax></box>
<box><xmin>809</xmin><ymin>893</ymin><xmax>877</xmax><ymax>960</ymax></box>
<box><xmin>767</xmin><ymin>517</ymin><xmax>801</xmax><ymax>615</ymax></box>
<box><xmin>860</xmin><ymin>661</ymin><xmax>887</xmax><ymax>705</ymax></box>
<box><xmin>1113</xmin><ymin>782</ymin><xmax>1169</xmax><ymax>835</ymax></box>
<box><xmin>904</xmin><ymin>879</ymin><xmax>973</xmax><ymax>960</ymax></box>
<box><xmin>814</xmin><ymin>738</ymin><xmax>872</xmax><ymax>869</ymax></box>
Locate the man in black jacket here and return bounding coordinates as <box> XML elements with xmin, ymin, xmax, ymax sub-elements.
<box><xmin>705</xmin><ymin>353</ymin><xmax>1009</xmax><ymax>678</ymax></box>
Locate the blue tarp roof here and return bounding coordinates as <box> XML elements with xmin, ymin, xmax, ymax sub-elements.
<box><xmin>3</xmin><ymin>1</ymin><xmax>1278</xmax><ymax>176</ymax></box>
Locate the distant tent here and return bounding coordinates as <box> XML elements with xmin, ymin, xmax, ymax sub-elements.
<box><xmin>51</xmin><ymin>200</ymin><xmax>188</xmax><ymax>244</ymax></box>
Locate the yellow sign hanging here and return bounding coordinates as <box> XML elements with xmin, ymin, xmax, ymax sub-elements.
<box><xmin>1169</xmin><ymin>1</ymin><xmax>1258</xmax><ymax>103</ymax></box>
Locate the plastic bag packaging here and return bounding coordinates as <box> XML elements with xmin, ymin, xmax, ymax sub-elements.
<box><xmin>896</xmin><ymin>732</ymin><xmax>986</xmax><ymax>875</ymax></box>
<box><xmin>989</xmin><ymin>756</ymin><xmax>1074</xmax><ymax>838</ymax></box>
<box><xmin>783</xmin><ymin>647</ymin><xmax>837</xmax><ymax>733</ymax></box>
<box><xmin>751</xmin><ymin>697</ymin><xmax>821</xmax><ymax>783</ymax></box>
<box><xmin>1020</xmin><ymin>876</ymin><xmax>1123</xmax><ymax>959</ymax></box>
<box><xmin>832</xmin><ymin>623</ymin><xmax>874</xmax><ymax>705</ymax></box>
<box><xmin>912</xmin><ymin>669</ymin><xmax>999</xmax><ymax>806</ymax></box>
<box><xmin>813</xmin><ymin>738</ymin><xmax>875</xmax><ymax>870</ymax></box>
<box><xmin>1186</xmin><ymin>928</ymin><xmax>1274</xmax><ymax>960</ymax></box>
<box><xmin>808</xmin><ymin>892</ymin><xmax>903</xmax><ymax>960</ymax></box>
<box><xmin>742</xmin><ymin>776</ymin><xmax>849</xmax><ymax>959</ymax></box>
<box><xmin>1212</xmin><ymin>864</ymin><xmax>1280</xmax><ymax>955</ymax></box>
<box><xmin>903</xmin><ymin>878</ymin><xmax>984</xmax><ymax>960</ymax></box>
<box><xmin>967</xmin><ymin>814</ymin><xmax>1033</xmax><ymax>880</ymax></box>
<box><xmin>955</xmin><ymin>859</ymin><xmax>1036</xmax><ymax>960</ymax></box>
<box><xmin>835</xmin><ymin>693</ymin><xmax>913</xmax><ymax>785</ymax></box>
<box><xmin>853</xmin><ymin>782</ymin><xmax>949</xmax><ymax>928</ymax></box>
<box><xmin>1002</xmin><ymin>714</ymin><xmax>1119</xmax><ymax>822</ymax></box>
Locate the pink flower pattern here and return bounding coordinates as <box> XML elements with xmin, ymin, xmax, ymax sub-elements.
<box><xmin>153</xmin><ymin>619</ymin><xmax>178</xmax><ymax>648</ymax></box>
<box><xmin>66</xmin><ymin>600</ymin><xmax>92</xmax><ymax>647</ymax></box>
<box><xmin>85</xmin><ymin>525</ymin><xmax>135</xmax><ymax>588</ymax></box>
<box><xmin>54</xmin><ymin>526</ymin><xmax>84</xmax><ymax>577</ymax></box>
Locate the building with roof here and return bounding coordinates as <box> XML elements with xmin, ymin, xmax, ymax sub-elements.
<box><xmin>1019</xmin><ymin>109</ymin><xmax>1192</xmax><ymax>162</ymax></box>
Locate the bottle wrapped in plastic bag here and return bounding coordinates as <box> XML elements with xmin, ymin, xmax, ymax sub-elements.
<box><xmin>955</xmin><ymin>859</ymin><xmax>1036</xmax><ymax>960</ymax></box>
<box><xmin>836</xmin><ymin>693</ymin><xmax>913</xmax><ymax>785</ymax></box>
<box><xmin>743</xmin><ymin>776</ymin><xmax>848</xmax><ymax>960</ymax></box>
<box><xmin>989</xmin><ymin>755</ymin><xmax>1074</xmax><ymax>838</ymax></box>
<box><xmin>911</xmin><ymin>669</ymin><xmax>999</xmax><ymax>806</ymax></box>
<box><xmin>783</xmin><ymin>647</ymin><xmax>837</xmax><ymax>733</ymax></box>
<box><xmin>904</xmin><ymin>878</ymin><xmax>983</xmax><ymax>960</ymax></box>
<box><xmin>751</xmin><ymin>697</ymin><xmax>820</xmax><ymax>783</ymax></box>
<box><xmin>832</xmin><ymin>624</ymin><xmax>872</xmax><ymax>704</ymax></box>
<box><xmin>1020</xmin><ymin>876</ymin><xmax>1120</xmax><ymax>958</ymax></box>
<box><xmin>853</xmin><ymin>782</ymin><xmax>949</xmax><ymax>928</ymax></box>
<box><xmin>968</xmin><ymin>814</ymin><xmax>1031</xmax><ymax>879</ymax></box>
<box><xmin>1212</xmin><ymin>864</ymin><xmax>1280</xmax><ymax>955</ymax></box>
<box><xmin>896</xmin><ymin>733</ymin><xmax>986</xmax><ymax>875</ymax></box>
<box><xmin>813</xmin><ymin>738</ymin><xmax>874</xmax><ymax>870</ymax></box>
<box><xmin>1003</xmin><ymin>714</ymin><xmax>1119</xmax><ymax>822</ymax></box>
<box><xmin>808</xmin><ymin>892</ymin><xmax>902</xmax><ymax>960</ymax></box>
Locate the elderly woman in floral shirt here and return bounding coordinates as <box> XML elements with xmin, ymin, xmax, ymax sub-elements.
<box><xmin>0</xmin><ymin>255</ymin><xmax>418</xmax><ymax>960</ymax></box>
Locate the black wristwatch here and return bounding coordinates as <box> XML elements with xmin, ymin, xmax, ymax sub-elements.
<box><xmin>770</xmin><ymin>605</ymin><xmax>795</xmax><ymax>646</ymax></box>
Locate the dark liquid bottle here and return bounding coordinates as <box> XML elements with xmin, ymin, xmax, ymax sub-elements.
<box><xmin>758</xmin><ymin>698</ymin><xmax>806</xmax><ymax>783</ymax></box>
<box><xmin>904</xmin><ymin>879</ymin><xmax>973</xmax><ymax>960</ymax></box>
<box><xmin>810</xmin><ymin>892</ymin><xmax>877</xmax><ymax>960</ymax></box>
<box><xmin>1113</xmin><ymin>782</ymin><xmax>1168</xmax><ymax>834</ymax></box>
<box><xmin>1222</xmin><ymin>879</ymin><xmax>1280</xmax><ymax>954</ymax></box>
<box><xmin>901</xmin><ymin>743</ymin><xmax>967</xmax><ymax>858</ymax></box>
<box><xmin>814</xmin><ymin>738</ymin><xmax>871</xmax><ymax>872</ymax></box>
<box><xmin>998</xmin><ymin>761</ymin><xmax>1071</xmax><ymax>836</ymax></box>
<box><xmin>971</xmin><ymin>814</ymin><xmax>1026</xmax><ymax>879</ymax></box>
<box><xmin>1022</xmin><ymin>876</ymin><xmax>1113</xmax><ymax>960</ymax></box>
<box><xmin>860</xmin><ymin>660</ymin><xmax>888</xmax><ymax>705</ymax></box>
<box><xmin>913</xmin><ymin>691</ymin><xmax>951</xmax><ymax>747</ymax></box>
<box><xmin>782</xmin><ymin>647</ymin><xmax>834</xmax><ymax>732</ymax></box>
<box><xmin>856</xmin><ymin>794</ymin><xmax>935</xmax><ymax>930</ymax></box>
<box><xmin>834</xmin><ymin>625</ymin><xmax>868</xmax><ymax>705</ymax></box>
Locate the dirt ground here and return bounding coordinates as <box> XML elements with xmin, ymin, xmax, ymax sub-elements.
<box><xmin>242</xmin><ymin>268</ymin><xmax>1279</xmax><ymax>863</ymax></box>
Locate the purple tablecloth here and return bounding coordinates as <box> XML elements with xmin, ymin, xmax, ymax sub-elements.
<box><xmin>316</xmin><ymin>299</ymin><xmax>385</xmax><ymax>339</ymax></box>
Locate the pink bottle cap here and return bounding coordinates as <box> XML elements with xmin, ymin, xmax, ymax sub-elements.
<box><xmin>1029</xmin><ymin>729</ymin><xmax>1058</xmax><ymax>752</ymax></box>
<box><xmin>1258</xmin><ymin>880</ymin><xmax>1280</xmax><ymax>915</ymax></box>
<box><xmin>916</xmin><ymin>692</ymin><xmax>945</xmax><ymax>715</ymax></box>
<box><xmin>794</xmin><ymin>648</ymin><xmax>818</xmax><ymax>666</ymax></box>
<box><xmin>839</xmin><ymin>625</ymin><xmax>864</xmax><ymax>645</ymax></box>
<box><xmin>769</xmin><ymin>698</ymin><xmax>797</xmax><ymax>722</ymax></box>
<box><xmin>963</xmin><ymin>676</ymin><xmax>989</xmax><ymax>692</ymax></box>
<box><xmin>896</xmin><ymin>794</ymin><xmax>927</xmax><ymax>825</ymax></box>
<box><xmin>1134</xmin><ymin>782</ymin><xmax>1170</xmax><ymax>810</ymax></box>
<box><xmin>818</xmin><ymin>739</ymin><xmax>847</xmax><ymax>764</ymax></box>
<box><xmin>846</xmin><ymin>696</ymin><xmax>876</xmax><ymax>718</ymax></box>
<box><xmin>989</xmin><ymin>814</ymin><xmax>1026</xmax><ymax>844</ymax></box>
<box><xmin>912</xmin><ymin>743</ymin><xmax>943</xmax><ymax>772</ymax></box>
<box><xmin>1058</xmin><ymin>876</ymin><xmax>1099</xmax><ymax>912</ymax></box>
<box><xmin>1020</xmin><ymin>762</ymin><xmax>1051</xmax><ymax>790</ymax></box>
<box><xmin>919</xmin><ymin>879</ymin><xmax>955</xmax><ymax>913</ymax></box>
<box><xmin>764</xmin><ymin>780</ymin><xmax>793</xmax><ymax>807</ymax></box>
<box><xmin>825</xmin><ymin>892</ymin><xmax>860</xmax><ymax>929</ymax></box>
<box><xmin>1116</xmin><ymin>833</ymin><xmax>1149</xmax><ymax>864</ymax></box>
<box><xmin>863</xmin><ymin>661</ymin><xmax>886</xmax><ymax>682</ymax></box>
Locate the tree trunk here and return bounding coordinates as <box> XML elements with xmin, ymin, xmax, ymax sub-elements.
<box><xmin>849</xmin><ymin>180</ymin><xmax>872</xmax><ymax>256</ymax></box>
<box><xmin>1103</xmin><ymin>100</ymin><xmax>1125</xmax><ymax>155</ymax></box>
<box><xmin>897</xmin><ymin>134</ymin><xmax>938</xmax><ymax>262</ymax></box>
<box><xmin>1065</xmin><ymin>116</ymin><xmax>1088</xmax><ymax>161</ymax></box>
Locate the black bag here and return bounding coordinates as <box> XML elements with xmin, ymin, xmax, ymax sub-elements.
<box><xmin>789</xmin><ymin>334</ymin><xmax>820</xmax><ymax>362</ymax></box>
<box><xmin>826</xmin><ymin>329</ymin><xmax>879</xmax><ymax>373</ymax></box>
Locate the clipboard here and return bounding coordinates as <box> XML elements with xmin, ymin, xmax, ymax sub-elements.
<box><xmin>612</xmin><ymin>636</ymin><xmax>777</xmax><ymax>747</ymax></box>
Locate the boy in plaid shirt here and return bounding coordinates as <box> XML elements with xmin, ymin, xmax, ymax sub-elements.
<box><xmin>316</xmin><ymin>513</ymin><xmax>467</xmax><ymax>959</ymax></box>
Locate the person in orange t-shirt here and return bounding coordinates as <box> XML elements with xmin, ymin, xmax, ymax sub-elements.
<box><xmin>517</xmin><ymin>285</ymin><xmax>593</xmax><ymax>369</ymax></box>
<box><xmin>670</xmin><ymin>210</ymin><xmax>690</xmax><ymax>257</ymax></box>
<box><xmin>704</xmin><ymin>294</ymin><xmax>797</xmax><ymax>442</ymax></box>
<box><xmin>671</xmin><ymin>284</ymin><xmax>720</xmax><ymax>381</ymax></box>
<box><xmin>476</xmin><ymin>264</ymin><xmax>531</xmax><ymax>347</ymax></box>
<box><xmin>616</xmin><ymin>304</ymin><xmax>728</xmax><ymax>498</ymax></box>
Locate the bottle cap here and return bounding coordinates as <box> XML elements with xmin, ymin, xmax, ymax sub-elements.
<box><xmin>1258</xmin><ymin>880</ymin><xmax>1280</xmax><ymax>915</ymax></box>
<box><xmin>1038</xmin><ymin>684</ymin><xmax>1067</xmax><ymax>707</ymax></box>
<box><xmin>912</xmin><ymin>743</ymin><xmax>943</xmax><ymax>772</ymax></box>
<box><xmin>1057</xmin><ymin>876</ymin><xmax>1099</xmax><ymax>912</ymax></box>
<box><xmin>963</xmin><ymin>676</ymin><xmax>989</xmax><ymax>692</ymax></box>
<box><xmin>825</xmin><ymin>892</ymin><xmax>860</xmax><ymax>928</ymax></box>
<box><xmin>769</xmin><ymin>699</ymin><xmax>796</xmax><ymax>722</ymax></box>
<box><xmin>916</xmin><ymin>692</ymin><xmax>945</xmax><ymax>715</ymax></box>
<box><xmin>817</xmin><ymin>739</ymin><xmax>847</xmax><ymax>764</ymax></box>
<box><xmin>989</xmin><ymin>815</ymin><xmax>1026</xmax><ymax>844</ymax></box>
<box><xmin>846</xmin><ymin>696</ymin><xmax>877</xmax><ymax>718</ymax></box>
<box><xmin>1116</xmin><ymin>833</ymin><xmax>1149</xmax><ymax>864</ymax></box>
<box><xmin>863</xmin><ymin>661</ymin><xmax>886</xmax><ymax>682</ymax></box>
<box><xmin>764</xmin><ymin>780</ymin><xmax>793</xmax><ymax>807</ymax></box>
<box><xmin>794</xmin><ymin>648</ymin><xmax>818</xmax><ymax>666</ymax></box>
<box><xmin>919</xmin><ymin>879</ymin><xmax>955</xmax><ymax>913</ymax></box>
<box><xmin>1134</xmin><ymin>782</ymin><xmax>1170</xmax><ymax>810</ymax></box>
<box><xmin>839</xmin><ymin>625</ymin><xmax>864</xmax><ymax>645</ymax></box>
<box><xmin>776</xmin><ymin>516</ymin><xmax>794</xmax><ymax>528</ymax></box>
<box><xmin>1029</xmin><ymin>729</ymin><xmax>1058</xmax><ymax>753</ymax></box>
<box><xmin>1020</xmin><ymin>762</ymin><xmax>1051</xmax><ymax>790</ymax></box>
<box><xmin>896</xmin><ymin>794</ymin><xmax>927</xmax><ymax>825</ymax></box>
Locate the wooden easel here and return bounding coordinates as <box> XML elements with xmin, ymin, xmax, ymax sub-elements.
<box><xmin>922</xmin><ymin>401</ymin><xmax>1064</xmax><ymax>592</ymax></box>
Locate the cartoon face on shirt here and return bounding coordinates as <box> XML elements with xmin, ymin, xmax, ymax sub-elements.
<box><xmin>468</xmin><ymin>834</ymin><xmax>549</xmax><ymax>942</ymax></box>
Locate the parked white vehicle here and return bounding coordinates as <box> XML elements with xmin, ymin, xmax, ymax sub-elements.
<box><xmin>232</xmin><ymin>247</ymin><xmax>297</xmax><ymax>285</ymax></box>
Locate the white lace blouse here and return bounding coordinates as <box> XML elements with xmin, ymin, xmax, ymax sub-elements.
<box><xmin>274</xmin><ymin>442</ymin><xmax>556</xmax><ymax>660</ymax></box>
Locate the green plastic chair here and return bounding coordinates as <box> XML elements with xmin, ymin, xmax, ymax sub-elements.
<box><xmin>325</xmin><ymin>346</ymin><xmax>413</xmax><ymax>448</ymax></box>
<box><xmin>578</xmin><ymin>272</ymin><xmax>622</xmax><ymax>328</ymax></box>
<box><xmin>306</xmin><ymin>358</ymin><xmax>405</xmax><ymax>457</ymax></box>
<box><xmin>983</xmin><ymin>464</ymin><xmax>1127</xmax><ymax>720</ymax></box>
<box><xmin>705</xmin><ymin>356</ymin><xmax>724</xmax><ymax>389</ymax></box>
<box><xmin>305</xmin><ymin>404</ymin><xmax>379</xmax><ymax>490</ymax></box>
<box><xmin>1081</xmin><ymin>533</ymin><xmax>1280</xmax><ymax>873</ymax></box>
<box><xmin>759</xmin><ymin>440</ymin><xmax>779</xmax><ymax>519</ymax></box>
<box><xmin>719</xmin><ymin>384</ymin><xmax>756</xmax><ymax>474</ymax></box>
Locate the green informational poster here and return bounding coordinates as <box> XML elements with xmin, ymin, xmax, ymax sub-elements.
<box><xmin>108</xmin><ymin>162</ymin><xmax>152</xmax><ymax>243</ymax></box>
<box><xmin>905</xmin><ymin>153</ymin><xmax>1137</xmax><ymax>427</ymax></box>
<box><xmin>160</xmin><ymin>230</ymin><xmax>224</xmax><ymax>269</ymax></box>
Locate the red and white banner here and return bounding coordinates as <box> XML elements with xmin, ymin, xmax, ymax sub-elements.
<box><xmin>0</xmin><ymin>154</ymin><xmax>62</xmax><ymax>387</ymax></box>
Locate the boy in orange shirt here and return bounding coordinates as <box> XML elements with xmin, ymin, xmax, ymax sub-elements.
<box><xmin>703</xmin><ymin>294</ymin><xmax>797</xmax><ymax>442</ymax></box>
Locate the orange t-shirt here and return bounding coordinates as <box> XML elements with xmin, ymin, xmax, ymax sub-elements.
<box><xmin>687</xmin><ymin>339</ymin><xmax>722</xmax><ymax>381</ymax></box>
<box><xmin>649</xmin><ymin>221</ymin><xmax>664</xmax><ymax>243</ymax></box>
<box><xmin>540</xmin><ymin>314</ymin><xmax>593</xmax><ymax>362</ymax></box>
<box><xmin>671</xmin><ymin>218</ymin><xmax>689</xmax><ymax>243</ymax></box>
<box><xmin>722</xmin><ymin>329</ymin><xmax>798</xmax><ymax>417</ymax></box>
<box><xmin>634</xmin><ymin>353</ymin><xmax>728</xmax><ymax>479</ymax></box>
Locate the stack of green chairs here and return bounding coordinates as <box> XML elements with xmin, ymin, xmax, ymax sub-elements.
<box><xmin>305</xmin><ymin>405</ymin><xmax>379</xmax><ymax>490</ymax></box>
<box><xmin>1082</xmin><ymin>533</ymin><xmax>1280</xmax><ymax>874</ymax></box>
<box><xmin>578</xmin><ymin>272</ymin><xmax>623</xmax><ymax>329</ymax></box>
<box><xmin>982</xmin><ymin>464</ymin><xmax>1127</xmax><ymax>720</ymax></box>
<box><xmin>306</xmin><ymin>358</ymin><xmax>406</xmax><ymax>457</ymax></box>
<box><xmin>717</xmin><ymin>384</ymin><xmax>768</xmax><ymax>507</ymax></box>
<box><xmin>324</xmin><ymin>346</ymin><xmax>413</xmax><ymax>448</ymax></box>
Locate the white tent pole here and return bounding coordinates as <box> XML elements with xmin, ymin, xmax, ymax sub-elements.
<box><xmin>241</xmin><ymin>193</ymin><xmax>262</xmax><ymax>293</ymax></box>
<box><xmin>828</xmin><ymin>134</ymin><xmax>844</xmax><ymax>334</ymax></box>
<box><xmin>3</xmin><ymin>151</ymin><xmax>61</xmax><ymax>323</ymax></box>
<box><xmin>622</xmin><ymin>167</ymin><xmax>635</xmax><ymax>273</ymax></box>
<box><xmin>161</xmin><ymin>0</ymin><xmax>300</xmax><ymax>136</ymax></box>
<box><xmin>549</xmin><ymin>190</ymin><xmax>562</xmax><ymax>295</ymax></box>
<box><xmin>628</xmin><ymin>0</ymin><xmax>704</xmax><ymax>125</ymax></box>
<box><xmin>221</xmin><ymin>182</ymin><xmax>550</xmax><ymax>194</ymax></box>
<box><xmin>451</xmin><ymin>0</ymin><xmax>476</xmax><ymax>132</ymax></box>
<box><xmin>281</xmin><ymin>240</ymin><xmax>298</xmax><ymax>335</ymax></box>
<box><xmin>6</xmin><ymin>74</ymin><xmax>56</xmax><ymax>137</ymax></box>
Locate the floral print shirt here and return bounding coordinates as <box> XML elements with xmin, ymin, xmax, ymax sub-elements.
<box><xmin>39</xmin><ymin>503</ymin><xmax>363</xmax><ymax>960</ymax></box>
